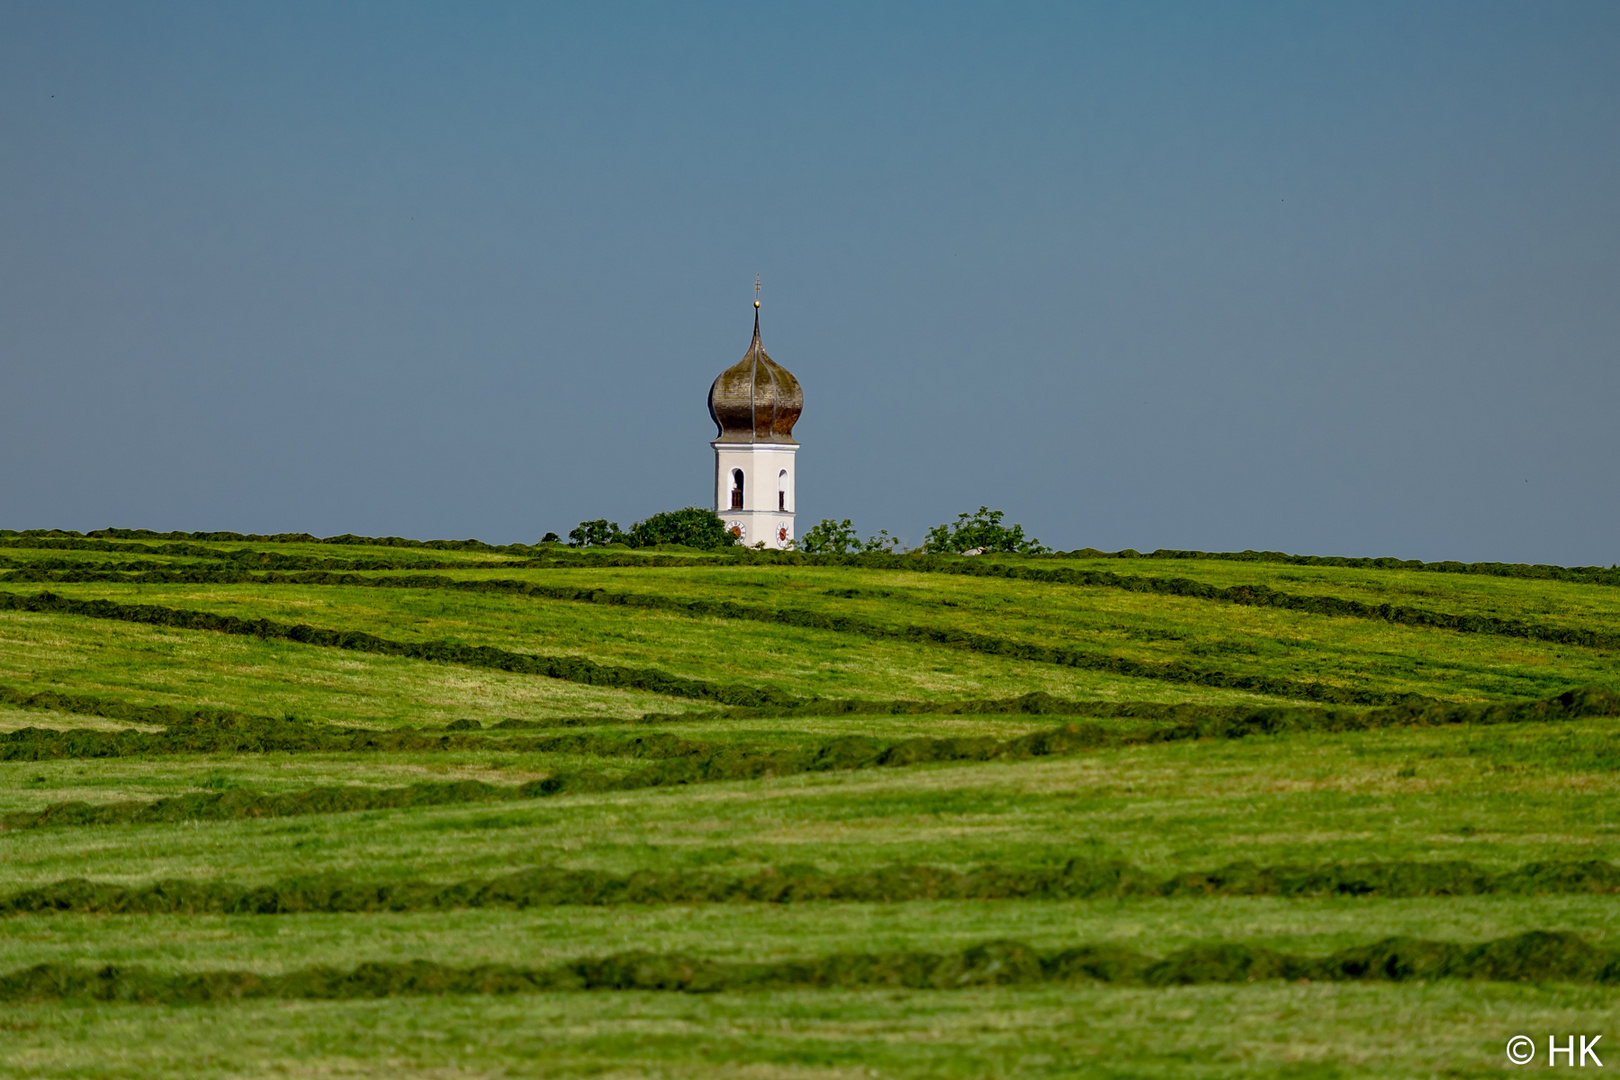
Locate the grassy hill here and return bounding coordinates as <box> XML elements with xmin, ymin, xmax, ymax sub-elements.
<box><xmin>0</xmin><ymin>531</ymin><xmax>1616</xmax><ymax>1078</ymax></box>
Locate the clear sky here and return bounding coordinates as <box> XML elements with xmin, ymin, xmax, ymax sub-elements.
<box><xmin>2</xmin><ymin>1</ymin><xmax>1617</xmax><ymax>563</ymax></box>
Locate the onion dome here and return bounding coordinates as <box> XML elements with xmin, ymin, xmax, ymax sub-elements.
<box><xmin>708</xmin><ymin>303</ymin><xmax>802</xmax><ymax>444</ymax></box>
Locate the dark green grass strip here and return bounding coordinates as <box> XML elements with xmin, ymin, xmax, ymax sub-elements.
<box><xmin>0</xmin><ymin>553</ymin><xmax>481</xmax><ymax>574</ymax></box>
<box><xmin>0</xmin><ymin>537</ymin><xmax>506</xmax><ymax>567</ymax></box>
<box><xmin>7</xmin><ymin>687</ymin><xmax>1617</xmax><ymax>812</ymax></box>
<box><xmin>0</xmin><ymin>546</ymin><xmax>703</xmax><ymax>573</ymax></box>
<box><xmin>5</xmin><ymin>859</ymin><xmax>1617</xmax><ymax>917</ymax></box>
<box><xmin>1045</xmin><ymin>546</ymin><xmax>1620</xmax><ymax>587</ymax></box>
<box><xmin>0</xmin><ymin>681</ymin><xmax>1256</xmax><ymax>734</ymax></box>
<box><xmin>0</xmin><ymin>684</ymin><xmax>290</xmax><ymax>731</ymax></box>
<box><xmin>0</xmin><ymin>590</ymin><xmax>802</xmax><ymax>709</ymax></box>
<box><xmin>4</xmin><ymin>931</ymin><xmax>1618</xmax><ymax>1003</ymax></box>
<box><xmin>0</xmin><ymin>587</ymin><xmax>1412</xmax><ymax>707</ymax></box>
<box><xmin>0</xmin><ymin>721</ymin><xmax>1102</xmax><ymax>779</ymax></box>
<box><xmin>0</xmin><ymin>679</ymin><xmax>1365</xmax><ymax>734</ymax></box>
<box><xmin>0</xmin><ymin>531</ymin><xmax>710</xmax><ymax>566</ymax></box>
<box><xmin>0</xmin><ymin>719</ymin><xmax>732</xmax><ymax>766</ymax></box>
<box><xmin>0</xmin><ymin>529</ymin><xmax>536</xmax><ymax>554</ymax></box>
<box><xmin>3</xmin><ymin>777</ymin><xmax>548</xmax><ymax>824</ymax></box>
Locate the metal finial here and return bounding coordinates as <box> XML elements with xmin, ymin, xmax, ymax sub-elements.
<box><xmin>754</xmin><ymin>273</ymin><xmax>761</xmax><ymax>308</ymax></box>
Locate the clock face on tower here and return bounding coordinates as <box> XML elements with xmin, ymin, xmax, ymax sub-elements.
<box><xmin>727</xmin><ymin>521</ymin><xmax>745</xmax><ymax>541</ymax></box>
<box><xmin>778</xmin><ymin>526</ymin><xmax>789</xmax><ymax>544</ymax></box>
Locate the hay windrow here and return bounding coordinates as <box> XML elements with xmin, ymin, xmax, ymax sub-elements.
<box><xmin>0</xmin><ymin>721</ymin><xmax>721</xmax><ymax>766</ymax></box>
<box><xmin>651</xmin><ymin>684</ymin><xmax>1620</xmax><ymax>729</ymax></box>
<box><xmin>6</xmin><ymin>685</ymin><xmax>1615</xmax><ymax>795</ymax></box>
<box><xmin>2</xmin><ymin>931</ymin><xmax>1615</xmax><ymax>1003</ymax></box>
<box><xmin>3</xmin><ymin>858</ymin><xmax>1616</xmax><ymax>916</ymax></box>
<box><xmin>0</xmin><ymin>684</ymin><xmax>278</xmax><ymax>731</ymax></box>
<box><xmin>0</xmin><ymin>681</ymin><xmax>659</xmax><ymax>734</ymax></box>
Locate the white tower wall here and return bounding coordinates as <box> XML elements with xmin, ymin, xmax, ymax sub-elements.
<box><xmin>714</xmin><ymin>441</ymin><xmax>796</xmax><ymax>549</ymax></box>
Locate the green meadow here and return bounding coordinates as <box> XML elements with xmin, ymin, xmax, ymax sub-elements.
<box><xmin>0</xmin><ymin>532</ymin><xmax>1617</xmax><ymax>1078</ymax></box>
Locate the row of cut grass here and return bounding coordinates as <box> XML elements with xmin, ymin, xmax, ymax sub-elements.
<box><xmin>3</xmin><ymin>906</ymin><xmax>1620</xmax><ymax>977</ymax></box>
<box><xmin>4</xmin><ymin>856</ymin><xmax>1616</xmax><ymax>920</ymax></box>
<box><xmin>5</xmin><ymin>687</ymin><xmax>1614</xmax><ymax>829</ymax></box>
<box><xmin>3</xmin><ymin>720</ymin><xmax>1615</xmax><ymax>886</ymax></box>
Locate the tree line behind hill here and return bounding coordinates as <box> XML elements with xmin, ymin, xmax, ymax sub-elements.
<box><xmin>561</xmin><ymin>506</ymin><xmax>1044</xmax><ymax>554</ymax></box>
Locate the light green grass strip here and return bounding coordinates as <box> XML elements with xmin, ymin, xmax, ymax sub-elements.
<box><xmin>0</xmin><ymin>590</ymin><xmax>802</xmax><ymax>708</ymax></box>
<box><xmin>0</xmin><ymin>588</ymin><xmax>1414</xmax><ymax>706</ymax></box>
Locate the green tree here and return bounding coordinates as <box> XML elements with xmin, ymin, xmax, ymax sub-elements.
<box><xmin>799</xmin><ymin>519</ymin><xmax>903</xmax><ymax>554</ymax></box>
<box><xmin>797</xmin><ymin>518</ymin><xmax>860</xmax><ymax>554</ymax></box>
<box><xmin>921</xmin><ymin>507</ymin><xmax>1047</xmax><ymax>554</ymax></box>
<box><xmin>861</xmin><ymin>529</ymin><xmax>901</xmax><ymax>554</ymax></box>
<box><xmin>566</xmin><ymin>519</ymin><xmax>625</xmax><ymax>547</ymax></box>
<box><xmin>625</xmin><ymin>507</ymin><xmax>739</xmax><ymax>550</ymax></box>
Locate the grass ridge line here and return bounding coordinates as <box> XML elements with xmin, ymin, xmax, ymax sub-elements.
<box><xmin>0</xmin><ymin>541</ymin><xmax>706</xmax><ymax>571</ymax></box>
<box><xmin>5</xmin><ymin>858</ymin><xmax>1617</xmax><ymax>916</ymax></box>
<box><xmin>0</xmin><ymin>586</ymin><xmax>1413</xmax><ymax>707</ymax></box>
<box><xmin>0</xmin><ymin>532</ymin><xmax>712</xmax><ymax>565</ymax></box>
<box><xmin>1044</xmin><ymin>547</ymin><xmax>1620</xmax><ymax>587</ymax></box>
<box><xmin>0</xmin><ymin>529</ymin><xmax>536</xmax><ymax>554</ymax></box>
<box><xmin>0</xmin><ymin>553</ymin><xmax>486</xmax><ymax>574</ymax></box>
<box><xmin>7</xmin><ymin>527</ymin><xmax>1618</xmax><ymax>584</ymax></box>
<box><xmin>4</xmin><ymin>930</ymin><xmax>1618</xmax><ymax>1003</ymax></box>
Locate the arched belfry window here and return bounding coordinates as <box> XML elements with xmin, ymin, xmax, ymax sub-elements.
<box><xmin>778</xmin><ymin>469</ymin><xmax>788</xmax><ymax>511</ymax></box>
<box><xmin>730</xmin><ymin>469</ymin><xmax>745</xmax><ymax>510</ymax></box>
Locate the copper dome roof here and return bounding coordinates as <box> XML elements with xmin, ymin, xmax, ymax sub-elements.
<box><xmin>707</xmin><ymin>307</ymin><xmax>802</xmax><ymax>444</ymax></box>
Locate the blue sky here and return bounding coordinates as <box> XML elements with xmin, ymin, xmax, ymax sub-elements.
<box><xmin>2</xmin><ymin>1</ymin><xmax>1617</xmax><ymax>562</ymax></box>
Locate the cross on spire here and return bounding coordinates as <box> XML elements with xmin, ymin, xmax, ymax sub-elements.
<box><xmin>754</xmin><ymin>273</ymin><xmax>761</xmax><ymax>308</ymax></box>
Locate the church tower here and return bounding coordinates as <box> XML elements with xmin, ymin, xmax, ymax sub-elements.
<box><xmin>708</xmin><ymin>298</ymin><xmax>801</xmax><ymax>549</ymax></box>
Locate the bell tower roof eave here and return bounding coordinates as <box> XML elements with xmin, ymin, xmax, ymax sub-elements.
<box><xmin>710</xmin><ymin>435</ymin><xmax>798</xmax><ymax>448</ymax></box>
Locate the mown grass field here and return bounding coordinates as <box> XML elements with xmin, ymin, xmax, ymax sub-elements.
<box><xmin>0</xmin><ymin>532</ymin><xmax>1616</xmax><ymax>1078</ymax></box>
